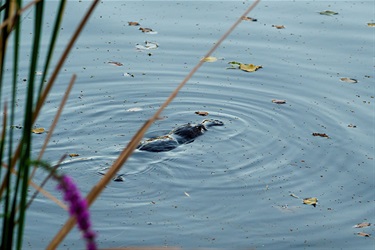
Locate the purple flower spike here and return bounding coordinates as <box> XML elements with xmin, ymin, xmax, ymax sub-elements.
<box><xmin>57</xmin><ymin>175</ymin><xmax>97</xmax><ymax>250</ymax></box>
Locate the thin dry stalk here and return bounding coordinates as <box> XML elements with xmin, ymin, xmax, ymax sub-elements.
<box><xmin>30</xmin><ymin>74</ymin><xmax>76</xmax><ymax>180</ymax></box>
<box><xmin>47</xmin><ymin>0</ymin><xmax>260</xmax><ymax>249</ymax></box>
<box><xmin>1</xmin><ymin>163</ymin><xmax>67</xmax><ymax>210</ymax></box>
<box><xmin>26</xmin><ymin>155</ymin><xmax>68</xmax><ymax>211</ymax></box>
<box><xmin>0</xmin><ymin>0</ymin><xmax>41</xmax><ymax>30</ymax></box>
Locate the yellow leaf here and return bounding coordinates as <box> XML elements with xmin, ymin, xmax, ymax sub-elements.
<box><xmin>32</xmin><ymin>128</ymin><xmax>45</xmax><ymax>134</ymax></box>
<box><xmin>201</xmin><ymin>56</ymin><xmax>218</xmax><ymax>62</ymax></box>
<box><xmin>354</xmin><ymin>222</ymin><xmax>371</xmax><ymax>228</ymax></box>
<box><xmin>69</xmin><ymin>153</ymin><xmax>80</xmax><ymax>157</ymax></box>
<box><xmin>367</xmin><ymin>23</ymin><xmax>375</xmax><ymax>27</ymax></box>
<box><xmin>239</xmin><ymin>63</ymin><xmax>262</xmax><ymax>72</ymax></box>
<box><xmin>303</xmin><ymin>197</ymin><xmax>318</xmax><ymax>207</ymax></box>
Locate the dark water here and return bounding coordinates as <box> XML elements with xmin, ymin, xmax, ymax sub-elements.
<box><xmin>2</xmin><ymin>1</ymin><xmax>374</xmax><ymax>249</ymax></box>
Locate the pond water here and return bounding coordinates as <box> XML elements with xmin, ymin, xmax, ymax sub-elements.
<box><xmin>3</xmin><ymin>0</ymin><xmax>374</xmax><ymax>249</ymax></box>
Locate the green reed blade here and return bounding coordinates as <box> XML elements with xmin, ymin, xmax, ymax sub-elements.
<box><xmin>38</xmin><ymin>0</ymin><xmax>66</xmax><ymax>98</ymax></box>
<box><xmin>15</xmin><ymin>2</ymin><xmax>44</xmax><ymax>249</ymax></box>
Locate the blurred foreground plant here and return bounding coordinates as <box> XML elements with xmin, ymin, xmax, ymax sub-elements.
<box><xmin>0</xmin><ymin>0</ymin><xmax>99</xmax><ymax>249</ymax></box>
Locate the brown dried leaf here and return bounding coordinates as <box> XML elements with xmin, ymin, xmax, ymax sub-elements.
<box><xmin>272</xmin><ymin>99</ymin><xmax>286</xmax><ymax>104</ymax></box>
<box><xmin>357</xmin><ymin>232</ymin><xmax>370</xmax><ymax>237</ymax></box>
<box><xmin>368</xmin><ymin>23</ymin><xmax>375</xmax><ymax>27</ymax></box>
<box><xmin>32</xmin><ymin>128</ymin><xmax>45</xmax><ymax>134</ymax></box>
<box><xmin>128</xmin><ymin>21</ymin><xmax>140</xmax><ymax>26</ymax></box>
<box><xmin>354</xmin><ymin>222</ymin><xmax>371</xmax><ymax>228</ymax></box>
<box><xmin>272</xmin><ymin>25</ymin><xmax>285</xmax><ymax>29</ymax></box>
<box><xmin>242</xmin><ymin>16</ymin><xmax>257</xmax><ymax>22</ymax></box>
<box><xmin>69</xmin><ymin>153</ymin><xmax>80</xmax><ymax>157</ymax></box>
<box><xmin>139</xmin><ymin>27</ymin><xmax>153</xmax><ymax>33</ymax></box>
<box><xmin>312</xmin><ymin>133</ymin><xmax>329</xmax><ymax>138</ymax></box>
<box><xmin>340</xmin><ymin>77</ymin><xmax>358</xmax><ymax>83</ymax></box>
<box><xmin>108</xmin><ymin>61</ymin><xmax>123</xmax><ymax>66</ymax></box>
<box><xmin>195</xmin><ymin>111</ymin><xmax>209</xmax><ymax>116</ymax></box>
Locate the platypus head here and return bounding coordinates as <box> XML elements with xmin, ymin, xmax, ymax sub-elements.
<box><xmin>201</xmin><ymin>119</ymin><xmax>224</xmax><ymax>128</ymax></box>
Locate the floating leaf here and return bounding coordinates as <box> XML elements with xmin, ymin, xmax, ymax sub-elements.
<box><xmin>340</xmin><ymin>77</ymin><xmax>358</xmax><ymax>83</ymax></box>
<box><xmin>69</xmin><ymin>153</ymin><xmax>80</xmax><ymax>157</ymax></box>
<box><xmin>184</xmin><ymin>192</ymin><xmax>190</xmax><ymax>197</ymax></box>
<box><xmin>312</xmin><ymin>133</ymin><xmax>329</xmax><ymax>138</ymax></box>
<box><xmin>357</xmin><ymin>232</ymin><xmax>370</xmax><ymax>237</ymax></box>
<box><xmin>272</xmin><ymin>25</ymin><xmax>285</xmax><ymax>29</ymax></box>
<box><xmin>319</xmin><ymin>10</ymin><xmax>338</xmax><ymax>16</ymax></box>
<box><xmin>272</xmin><ymin>99</ymin><xmax>286</xmax><ymax>104</ymax></box>
<box><xmin>128</xmin><ymin>21</ymin><xmax>140</xmax><ymax>26</ymax></box>
<box><xmin>32</xmin><ymin>128</ymin><xmax>45</xmax><ymax>134</ymax></box>
<box><xmin>354</xmin><ymin>222</ymin><xmax>371</xmax><ymax>228</ymax></box>
<box><xmin>242</xmin><ymin>16</ymin><xmax>257</xmax><ymax>22</ymax></box>
<box><xmin>368</xmin><ymin>23</ymin><xmax>375</xmax><ymax>27</ymax></box>
<box><xmin>139</xmin><ymin>27</ymin><xmax>153</xmax><ymax>32</ymax></box>
<box><xmin>201</xmin><ymin>56</ymin><xmax>218</xmax><ymax>62</ymax></box>
<box><xmin>290</xmin><ymin>193</ymin><xmax>299</xmax><ymax>199</ymax></box>
<box><xmin>108</xmin><ymin>61</ymin><xmax>123</xmax><ymax>66</ymax></box>
<box><xmin>303</xmin><ymin>197</ymin><xmax>318</xmax><ymax>207</ymax></box>
<box><xmin>195</xmin><ymin>111</ymin><xmax>209</xmax><ymax>116</ymax></box>
<box><xmin>139</xmin><ymin>27</ymin><xmax>157</xmax><ymax>34</ymax></box>
<box><xmin>239</xmin><ymin>63</ymin><xmax>262</xmax><ymax>72</ymax></box>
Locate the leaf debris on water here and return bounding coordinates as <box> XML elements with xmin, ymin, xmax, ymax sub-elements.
<box><xmin>108</xmin><ymin>61</ymin><xmax>123</xmax><ymax>66</ymax></box>
<box><xmin>239</xmin><ymin>63</ymin><xmax>262</xmax><ymax>72</ymax></box>
<box><xmin>290</xmin><ymin>193</ymin><xmax>300</xmax><ymax>199</ymax></box>
<box><xmin>32</xmin><ymin>128</ymin><xmax>45</xmax><ymax>134</ymax></box>
<box><xmin>303</xmin><ymin>197</ymin><xmax>318</xmax><ymax>207</ymax></box>
<box><xmin>272</xmin><ymin>25</ymin><xmax>285</xmax><ymax>29</ymax></box>
<box><xmin>128</xmin><ymin>21</ymin><xmax>140</xmax><ymax>26</ymax></box>
<box><xmin>139</xmin><ymin>27</ymin><xmax>158</xmax><ymax>34</ymax></box>
<box><xmin>184</xmin><ymin>192</ymin><xmax>190</xmax><ymax>197</ymax></box>
<box><xmin>201</xmin><ymin>56</ymin><xmax>218</xmax><ymax>62</ymax></box>
<box><xmin>353</xmin><ymin>222</ymin><xmax>371</xmax><ymax>228</ymax></box>
<box><xmin>242</xmin><ymin>16</ymin><xmax>257</xmax><ymax>22</ymax></box>
<box><xmin>272</xmin><ymin>99</ymin><xmax>286</xmax><ymax>104</ymax></box>
<box><xmin>312</xmin><ymin>133</ymin><xmax>329</xmax><ymax>138</ymax></box>
<box><xmin>319</xmin><ymin>10</ymin><xmax>338</xmax><ymax>16</ymax></box>
<box><xmin>69</xmin><ymin>153</ymin><xmax>80</xmax><ymax>157</ymax></box>
<box><xmin>195</xmin><ymin>111</ymin><xmax>209</xmax><ymax>116</ymax></box>
<box><xmin>357</xmin><ymin>232</ymin><xmax>370</xmax><ymax>237</ymax></box>
<box><xmin>340</xmin><ymin>77</ymin><xmax>358</xmax><ymax>83</ymax></box>
<box><xmin>367</xmin><ymin>23</ymin><xmax>375</xmax><ymax>27</ymax></box>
